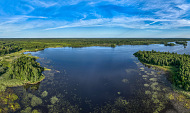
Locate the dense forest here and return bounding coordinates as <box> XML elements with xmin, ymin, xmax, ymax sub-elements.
<box><xmin>9</xmin><ymin>55</ymin><xmax>44</xmax><ymax>83</ymax></box>
<box><xmin>134</xmin><ymin>50</ymin><xmax>190</xmax><ymax>91</ymax></box>
<box><xmin>0</xmin><ymin>43</ymin><xmax>21</xmax><ymax>56</ymax></box>
<box><xmin>0</xmin><ymin>63</ymin><xmax>7</xmax><ymax>75</ymax></box>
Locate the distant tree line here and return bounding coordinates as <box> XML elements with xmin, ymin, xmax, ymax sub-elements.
<box><xmin>0</xmin><ymin>43</ymin><xmax>21</xmax><ymax>56</ymax></box>
<box><xmin>0</xmin><ymin>38</ymin><xmax>189</xmax><ymax>56</ymax></box>
<box><xmin>175</xmin><ymin>41</ymin><xmax>187</xmax><ymax>46</ymax></box>
<box><xmin>134</xmin><ymin>50</ymin><xmax>190</xmax><ymax>91</ymax></box>
<box><xmin>164</xmin><ymin>43</ymin><xmax>175</xmax><ymax>46</ymax></box>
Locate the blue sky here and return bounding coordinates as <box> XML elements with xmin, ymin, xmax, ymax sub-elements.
<box><xmin>0</xmin><ymin>0</ymin><xmax>190</xmax><ymax>38</ymax></box>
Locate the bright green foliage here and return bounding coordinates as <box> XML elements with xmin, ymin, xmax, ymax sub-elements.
<box><xmin>7</xmin><ymin>93</ymin><xmax>18</xmax><ymax>101</ymax></box>
<box><xmin>0</xmin><ymin>43</ymin><xmax>21</xmax><ymax>56</ymax></box>
<box><xmin>134</xmin><ymin>50</ymin><xmax>190</xmax><ymax>91</ymax></box>
<box><xmin>8</xmin><ymin>102</ymin><xmax>20</xmax><ymax>111</ymax></box>
<box><xmin>9</xmin><ymin>55</ymin><xmax>44</xmax><ymax>83</ymax></box>
<box><xmin>0</xmin><ymin>63</ymin><xmax>7</xmax><ymax>75</ymax></box>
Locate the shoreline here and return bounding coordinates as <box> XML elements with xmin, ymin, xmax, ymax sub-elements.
<box><xmin>142</xmin><ymin>62</ymin><xmax>176</xmax><ymax>82</ymax></box>
<box><xmin>141</xmin><ymin>62</ymin><xmax>190</xmax><ymax>98</ymax></box>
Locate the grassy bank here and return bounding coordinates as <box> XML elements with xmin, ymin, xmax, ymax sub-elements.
<box><xmin>143</xmin><ymin>63</ymin><xmax>178</xmax><ymax>81</ymax></box>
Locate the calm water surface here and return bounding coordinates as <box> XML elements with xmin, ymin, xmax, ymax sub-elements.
<box><xmin>9</xmin><ymin>42</ymin><xmax>190</xmax><ymax>112</ymax></box>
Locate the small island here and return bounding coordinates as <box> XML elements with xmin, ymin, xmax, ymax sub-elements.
<box><xmin>134</xmin><ymin>50</ymin><xmax>190</xmax><ymax>91</ymax></box>
<box><xmin>0</xmin><ymin>52</ymin><xmax>44</xmax><ymax>92</ymax></box>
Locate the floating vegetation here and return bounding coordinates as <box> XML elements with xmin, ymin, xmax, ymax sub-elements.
<box><xmin>56</xmin><ymin>70</ymin><xmax>60</xmax><ymax>73</ymax></box>
<box><xmin>0</xmin><ymin>89</ymin><xmax>20</xmax><ymax>112</ymax></box>
<box><xmin>140</xmin><ymin>68</ymin><xmax>169</xmax><ymax>112</ymax></box>
<box><xmin>20</xmin><ymin>93</ymin><xmax>42</xmax><ymax>110</ymax></box>
<box><xmin>125</xmin><ymin>69</ymin><xmax>137</xmax><ymax>74</ymax></box>
<box><xmin>167</xmin><ymin>93</ymin><xmax>175</xmax><ymax>100</ymax></box>
<box><xmin>122</xmin><ymin>79</ymin><xmax>128</xmax><ymax>83</ymax></box>
<box><xmin>151</xmin><ymin>82</ymin><xmax>158</xmax><ymax>86</ymax></box>
<box><xmin>152</xmin><ymin>92</ymin><xmax>158</xmax><ymax>99</ymax></box>
<box><xmin>24</xmin><ymin>83</ymin><xmax>40</xmax><ymax>91</ymax></box>
<box><xmin>114</xmin><ymin>97</ymin><xmax>129</xmax><ymax>107</ymax></box>
<box><xmin>41</xmin><ymin>91</ymin><xmax>48</xmax><ymax>98</ymax></box>
<box><xmin>162</xmin><ymin>88</ymin><xmax>167</xmax><ymax>91</ymax></box>
<box><xmin>185</xmin><ymin>101</ymin><xmax>190</xmax><ymax>109</ymax></box>
<box><xmin>146</xmin><ymin>73</ymin><xmax>151</xmax><ymax>75</ymax></box>
<box><xmin>20</xmin><ymin>92</ymin><xmax>79</xmax><ymax>112</ymax></box>
<box><xmin>135</xmin><ymin>62</ymin><xmax>140</xmax><ymax>65</ymax></box>
<box><xmin>145</xmin><ymin>90</ymin><xmax>151</xmax><ymax>95</ymax></box>
<box><xmin>93</xmin><ymin>97</ymin><xmax>130</xmax><ymax>112</ymax></box>
<box><xmin>144</xmin><ymin>84</ymin><xmax>149</xmax><ymax>87</ymax></box>
<box><xmin>149</xmin><ymin>78</ymin><xmax>158</xmax><ymax>82</ymax></box>
<box><xmin>142</xmin><ymin>75</ymin><xmax>148</xmax><ymax>78</ymax></box>
<box><xmin>151</xmin><ymin>71</ymin><xmax>155</xmax><ymax>74</ymax></box>
<box><xmin>32</xmin><ymin>109</ymin><xmax>40</xmax><ymax>113</ymax></box>
<box><xmin>150</xmin><ymin>82</ymin><xmax>161</xmax><ymax>91</ymax></box>
<box><xmin>20</xmin><ymin>107</ymin><xmax>32</xmax><ymax>113</ymax></box>
<box><xmin>153</xmin><ymin>98</ymin><xmax>160</xmax><ymax>104</ymax></box>
<box><xmin>48</xmin><ymin>97</ymin><xmax>79</xmax><ymax>113</ymax></box>
<box><xmin>20</xmin><ymin>91</ymin><xmax>79</xmax><ymax>113</ymax></box>
<box><xmin>166</xmin><ymin>92</ymin><xmax>190</xmax><ymax>112</ymax></box>
<box><xmin>8</xmin><ymin>103</ymin><xmax>20</xmax><ymax>111</ymax></box>
<box><xmin>50</xmin><ymin>96</ymin><xmax>59</xmax><ymax>104</ymax></box>
<box><xmin>177</xmin><ymin>95</ymin><xmax>185</xmax><ymax>102</ymax></box>
<box><xmin>31</xmin><ymin>96</ymin><xmax>42</xmax><ymax>107</ymax></box>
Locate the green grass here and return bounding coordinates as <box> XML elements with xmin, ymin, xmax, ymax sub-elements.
<box><xmin>0</xmin><ymin>78</ymin><xmax>25</xmax><ymax>92</ymax></box>
<box><xmin>143</xmin><ymin>63</ymin><xmax>178</xmax><ymax>79</ymax></box>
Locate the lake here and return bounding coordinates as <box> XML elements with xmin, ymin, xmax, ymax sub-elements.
<box><xmin>9</xmin><ymin>42</ymin><xmax>190</xmax><ymax>113</ymax></box>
